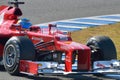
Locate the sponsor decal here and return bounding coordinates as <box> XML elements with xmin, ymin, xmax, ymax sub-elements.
<box><xmin>32</xmin><ymin>37</ymin><xmax>44</xmax><ymax>42</ymax></box>
<box><xmin>0</xmin><ymin>12</ymin><xmax>4</xmax><ymax>25</ymax></box>
<box><xmin>96</xmin><ymin>62</ymin><xmax>105</xmax><ymax>68</ymax></box>
<box><xmin>64</xmin><ymin>41</ymin><xmax>72</xmax><ymax>44</ymax></box>
<box><xmin>61</xmin><ymin>45</ymin><xmax>71</xmax><ymax>50</ymax></box>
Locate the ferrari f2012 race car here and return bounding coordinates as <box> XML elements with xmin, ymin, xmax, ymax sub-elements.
<box><xmin>0</xmin><ymin>0</ymin><xmax>119</xmax><ymax>77</ymax></box>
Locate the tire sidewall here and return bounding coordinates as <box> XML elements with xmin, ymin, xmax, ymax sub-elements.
<box><xmin>3</xmin><ymin>38</ymin><xmax>20</xmax><ymax>74</ymax></box>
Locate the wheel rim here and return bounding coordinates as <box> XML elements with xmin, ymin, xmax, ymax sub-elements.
<box><xmin>5</xmin><ymin>44</ymin><xmax>17</xmax><ymax>67</ymax></box>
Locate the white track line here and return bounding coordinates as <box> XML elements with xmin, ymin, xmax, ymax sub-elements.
<box><xmin>57</xmin><ymin>25</ymin><xmax>88</xmax><ymax>29</ymax></box>
<box><xmin>57</xmin><ymin>20</ymin><xmax>105</xmax><ymax>26</ymax></box>
<box><xmin>87</xmin><ymin>17</ymin><xmax>120</xmax><ymax>22</ymax></box>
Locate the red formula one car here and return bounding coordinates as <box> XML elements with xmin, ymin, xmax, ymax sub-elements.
<box><xmin>0</xmin><ymin>0</ymin><xmax>119</xmax><ymax>77</ymax></box>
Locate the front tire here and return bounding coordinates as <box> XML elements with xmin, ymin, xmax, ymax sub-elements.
<box><xmin>86</xmin><ymin>36</ymin><xmax>117</xmax><ymax>62</ymax></box>
<box><xmin>3</xmin><ymin>36</ymin><xmax>35</xmax><ymax>75</ymax></box>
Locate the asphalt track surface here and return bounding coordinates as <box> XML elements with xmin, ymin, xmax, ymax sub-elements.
<box><xmin>0</xmin><ymin>0</ymin><xmax>120</xmax><ymax>80</ymax></box>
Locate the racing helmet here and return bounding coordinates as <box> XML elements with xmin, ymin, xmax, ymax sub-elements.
<box><xmin>18</xmin><ymin>18</ymin><xmax>32</xmax><ymax>29</ymax></box>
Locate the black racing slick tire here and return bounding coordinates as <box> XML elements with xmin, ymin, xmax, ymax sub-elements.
<box><xmin>3</xmin><ymin>36</ymin><xmax>35</xmax><ymax>75</ymax></box>
<box><xmin>86</xmin><ymin>36</ymin><xmax>117</xmax><ymax>62</ymax></box>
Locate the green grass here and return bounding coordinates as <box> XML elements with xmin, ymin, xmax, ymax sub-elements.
<box><xmin>71</xmin><ymin>23</ymin><xmax>120</xmax><ymax>59</ymax></box>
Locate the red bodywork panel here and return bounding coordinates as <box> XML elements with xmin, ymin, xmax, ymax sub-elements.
<box><xmin>0</xmin><ymin>5</ymin><xmax>8</xmax><ymax>11</ymax></box>
<box><xmin>20</xmin><ymin>60</ymin><xmax>38</xmax><ymax>75</ymax></box>
<box><xmin>0</xmin><ymin>4</ymin><xmax>91</xmax><ymax>74</ymax></box>
<box><xmin>56</xmin><ymin>41</ymin><xmax>91</xmax><ymax>71</ymax></box>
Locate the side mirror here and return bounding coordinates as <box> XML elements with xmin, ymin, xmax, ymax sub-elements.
<box><xmin>48</xmin><ymin>24</ymin><xmax>57</xmax><ymax>34</ymax></box>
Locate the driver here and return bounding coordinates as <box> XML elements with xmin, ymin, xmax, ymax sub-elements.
<box><xmin>17</xmin><ymin>18</ymin><xmax>32</xmax><ymax>29</ymax></box>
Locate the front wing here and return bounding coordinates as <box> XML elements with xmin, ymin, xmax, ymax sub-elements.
<box><xmin>19</xmin><ymin>60</ymin><xmax>120</xmax><ymax>76</ymax></box>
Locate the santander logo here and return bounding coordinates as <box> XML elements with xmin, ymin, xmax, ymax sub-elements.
<box><xmin>0</xmin><ymin>12</ymin><xmax>4</xmax><ymax>25</ymax></box>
